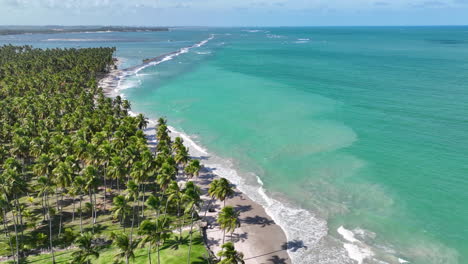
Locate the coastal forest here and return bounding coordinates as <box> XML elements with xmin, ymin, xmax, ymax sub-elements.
<box><xmin>0</xmin><ymin>45</ymin><xmax>244</xmax><ymax>264</ymax></box>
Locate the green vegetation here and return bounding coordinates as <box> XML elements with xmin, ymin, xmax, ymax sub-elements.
<box><xmin>0</xmin><ymin>44</ymin><xmax>244</xmax><ymax>264</ymax></box>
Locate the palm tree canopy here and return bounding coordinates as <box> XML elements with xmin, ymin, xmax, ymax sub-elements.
<box><xmin>217</xmin><ymin>242</ymin><xmax>245</xmax><ymax>264</ymax></box>
<box><xmin>217</xmin><ymin>206</ymin><xmax>241</xmax><ymax>234</ymax></box>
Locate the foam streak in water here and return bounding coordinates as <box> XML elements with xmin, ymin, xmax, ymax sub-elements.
<box><xmin>103</xmin><ymin>34</ymin><xmax>215</xmax><ymax>97</ymax></box>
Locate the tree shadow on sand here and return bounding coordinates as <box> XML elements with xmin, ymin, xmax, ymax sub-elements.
<box><xmin>267</xmin><ymin>255</ymin><xmax>289</xmax><ymax>264</ymax></box>
<box><xmin>234</xmin><ymin>204</ymin><xmax>252</xmax><ymax>213</ymax></box>
<box><xmin>242</xmin><ymin>215</ymin><xmax>275</xmax><ymax>227</ymax></box>
<box><xmin>231</xmin><ymin>231</ymin><xmax>248</xmax><ymax>243</ymax></box>
<box><xmin>282</xmin><ymin>240</ymin><xmax>307</xmax><ymax>252</ymax></box>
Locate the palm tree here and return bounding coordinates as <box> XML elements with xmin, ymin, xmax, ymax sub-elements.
<box><xmin>111</xmin><ymin>231</ymin><xmax>140</xmax><ymax>264</ymax></box>
<box><xmin>83</xmin><ymin>165</ymin><xmax>99</xmax><ymax>228</ymax></box>
<box><xmin>112</xmin><ymin>195</ymin><xmax>131</xmax><ymax>230</ymax></box>
<box><xmin>165</xmin><ymin>181</ymin><xmax>183</xmax><ymax>238</ymax></box>
<box><xmin>145</xmin><ymin>194</ymin><xmax>161</xmax><ymax>217</ymax></box>
<box><xmin>206</xmin><ymin>179</ymin><xmax>220</xmax><ymax>217</ymax></box>
<box><xmin>217</xmin><ymin>206</ymin><xmax>240</xmax><ymax>245</ymax></box>
<box><xmin>135</xmin><ymin>113</ymin><xmax>149</xmax><ymax>130</ymax></box>
<box><xmin>217</xmin><ymin>242</ymin><xmax>245</xmax><ymax>264</ymax></box>
<box><xmin>183</xmin><ymin>181</ymin><xmax>201</xmax><ymax>264</ymax></box>
<box><xmin>184</xmin><ymin>159</ymin><xmax>201</xmax><ymax>179</ymax></box>
<box><xmin>73</xmin><ymin>176</ymin><xmax>86</xmax><ymax>233</ymax></box>
<box><xmin>157</xmin><ymin>162</ymin><xmax>176</xmax><ymax>192</ymax></box>
<box><xmin>138</xmin><ymin>216</ymin><xmax>172</xmax><ymax>264</ymax></box>
<box><xmin>52</xmin><ymin>161</ymin><xmax>73</xmax><ymax>236</ymax></box>
<box><xmin>216</xmin><ymin>178</ymin><xmax>235</xmax><ymax>207</ymax></box>
<box><xmin>108</xmin><ymin>156</ymin><xmax>127</xmax><ymax>194</ymax></box>
<box><xmin>71</xmin><ymin>232</ymin><xmax>100</xmax><ymax>264</ymax></box>
<box><xmin>0</xmin><ymin>197</ymin><xmax>15</xmax><ymax>263</ymax></box>
<box><xmin>125</xmin><ymin>180</ymin><xmax>139</xmax><ymax>241</ymax></box>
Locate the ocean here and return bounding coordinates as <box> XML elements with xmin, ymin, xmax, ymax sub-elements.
<box><xmin>2</xmin><ymin>26</ymin><xmax>467</xmax><ymax>264</ymax></box>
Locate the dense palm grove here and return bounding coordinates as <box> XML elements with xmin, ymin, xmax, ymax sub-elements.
<box><xmin>0</xmin><ymin>45</ymin><xmax>245</xmax><ymax>264</ymax></box>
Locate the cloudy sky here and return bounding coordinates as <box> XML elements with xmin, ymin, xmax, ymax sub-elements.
<box><xmin>0</xmin><ymin>0</ymin><xmax>467</xmax><ymax>26</ymax></box>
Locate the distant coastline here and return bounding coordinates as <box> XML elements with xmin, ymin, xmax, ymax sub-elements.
<box><xmin>0</xmin><ymin>26</ymin><xmax>169</xmax><ymax>36</ymax></box>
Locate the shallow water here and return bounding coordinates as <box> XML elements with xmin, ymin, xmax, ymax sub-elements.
<box><xmin>2</xmin><ymin>26</ymin><xmax>468</xmax><ymax>264</ymax></box>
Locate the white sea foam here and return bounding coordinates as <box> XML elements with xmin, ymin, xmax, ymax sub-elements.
<box><xmin>242</xmin><ymin>29</ymin><xmax>263</xmax><ymax>33</ymax></box>
<box><xmin>338</xmin><ymin>226</ymin><xmax>359</xmax><ymax>243</ymax></box>
<box><xmin>107</xmin><ymin>34</ymin><xmax>215</xmax><ymax>97</ymax></box>
<box><xmin>267</xmin><ymin>34</ymin><xmax>285</xmax><ymax>39</ymax></box>
<box><xmin>338</xmin><ymin>226</ymin><xmax>375</xmax><ymax>264</ymax></box>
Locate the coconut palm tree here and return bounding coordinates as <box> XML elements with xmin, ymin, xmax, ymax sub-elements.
<box><xmin>157</xmin><ymin>162</ymin><xmax>176</xmax><ymax>192</ymax></box>
<box><xmin>71</xmin><ymin>232</ymin><xmax>100</xmax><ymax>264</ymax></box>
<box><xmin>206</xmin><ymin>179</ymin><xmax>220</xmax><ymax>216</ymax></box>
<box><xmin>217</xmin><ymin>242</ymin><xmax>245</xmax><ymax>264</ymax></box>
<box><xmin>52</xmin><ymin>161</ymin><xmax>73</xmax><ymax>236</ymax></box>
<box><xmin>135</xmin><ymin>113</ymin><xmax>149</xmax><ymax>130</ymax></box>
<box><xmin>73</xmin><ymin>176</ymin><xmax>86</xmax><ymax>233</ymax></box>
<box><xmin>184</xmin><ymin>159</ymin><xmax>201</xmax><ymax>179</ymax></box>
<box><xmin>216</xmin><ymin>178</ymin><xmax>235</xmax><ymax>207</ymax></box>
<box><xmin>108</xmin><ymin>156</ymin><xmax>127</xmax><ymax>194</ymax></box>
<box><xmin>145</xmin><ymin>194</ymin><xmax>161</xmax><ymax>218</ymax></box>
<box><xmin>217</xmin><ymin>206</ymin><xmax>241</xmax><ymax>245</ymax></box>
<box><xmin>112</xmin><ymin>195</ymin><xmax>131</xmax><ymax>230</ymax></box>
<box><xmin>138</xmin><ymin>216</ymin><xmax>172</xmax><ymax>264</ymax></box>
<box><xmin>83</xmin><ymin>165</ymin><xmax>99</xmax><ymax>228</ymax></box>
<box><xmin>183</xmin><ymin>181</ymin><xmax>202</xmax><ymax>264</ymax></box>
<box><xmin>110</xmin><ymin>231</ymin><xmax>139</xmax><ymax>264</ymax></box>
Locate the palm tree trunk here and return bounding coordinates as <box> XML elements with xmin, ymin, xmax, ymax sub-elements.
<box><xmin>148</xmin><ymin>244</ymin><xmax>152</xmax><ymax>264</ymax></box>
<box><xmin>222</xmin><ymin>229</ymin><xmax>226</xmax><ymax>246</ymax></box>
<box><xmin>12</xmin><ymin>210</ymin><xmax>19</xmax><ymax>263</ymax></box>
<box><xmin>164</xmin><ymin>196</ymin><xmax>170</xmax><ymax>216</ymax></box>
<box><xmin>46</xmin><ymin>196</ymin><xmax>56</xmax><ymax>264</ymax></box>
<box><xmin>178</xmin><ymin>201</ymin><xmax>182</xmax><ymax>239</ymax></box>
<box><xmin>93</xmin><ymin>191</ymin><xmax>98</xmax><ymax>224</ymax></box>
<box><xmin>41</xmin><ymin>196</ymin><xmax>46</xmax><ymax>221</ymax></box>
<box><xmin>2</xmin><ymin>209</ymin><xmax>16</xmax><ymax>264</ymax></box>
<box><xmin>117</xmin><ymin>178</ymin><xmax>120</xmax><ymax>194</ymax></box>
<box><xmin>187</xmin><ymin>208</ymin><xmax>195</xmax><ymax>264</ymax></box>
<box><xmin>8</xmin><ymin>196</ymin><xmax>20</xmax><ymax>263</ymax></box>
<box><xmin>55</xmin><ymin>187</ymin><xmax>60</xmax><ymax>211</ymax></box>
<box><xmin>126</xmin><ymin>255</ymin><xmax>129</xmax><ymax>264</ymax></box>
<box><xmin>130</xmin><ymin>195</ymin><xmax>137</xmax><ymax>242</ymax></box>
<box><xmin>103</xmin><ymin>167</ymin><xmax>107</xmax><ymax>211</ymax></box>
<box><xmin>203</xmin><ymin>198</ymin><xmax>214</xmax><ymax>218</ymax></box>
<box><xmin>14</xmin><ymin>197</ymin><xmax>24</xmax><ymax>258</ymax></box>
<box><xmin>141</xmin><ymin>184</ymin><xmax>146</xmax><ymax>218</ymax></box>
<box><xmin>79</xmin><ymin>195</ymin><xmax>83</xmax><ymax>234</ymax></box>
<box><xmin>157</xmin><ymin>243</ymin><xmax>161</xmax><ymax>264</ymax></box>
<box><xmin>72</xmin><ymin>197</ymin><xmax>75</xmax><ymax>222</ymax></box>
<box><xmin>58</xmin><ymin>193</ymin><xmax>63</xmax><ymax>236</ymax></box>
<box><xmin>88</xmin><ymin>190</ymin><xmax>94</xmax><ymax>232</ymax></box>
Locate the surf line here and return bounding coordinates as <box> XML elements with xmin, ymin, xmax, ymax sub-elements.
<box><xmin>123</xmin><ymin>34</ymin><xmax>215</xmax><ymax>74</ymax></box>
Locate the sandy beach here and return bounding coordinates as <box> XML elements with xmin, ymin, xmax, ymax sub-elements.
<box><xmin>99</xmin><ymin>59</ymin><xmax>292</xmax><ymax>264</ymax></box>
<box><xmin>195</xmin><ymin>170</ymin><xmax>291</xmax><ymax>264</ymax></box>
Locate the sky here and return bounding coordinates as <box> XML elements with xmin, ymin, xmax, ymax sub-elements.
<box><xmin>0</xmin><ymin>0</ymin><xmax>468</xmax><ymax>26</ymax></box>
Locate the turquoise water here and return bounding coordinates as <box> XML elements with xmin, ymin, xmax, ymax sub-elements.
<box><xmin>2</xmin><ymin>27</ymin><xmax>468</xmax><ymax>263</ymax></box>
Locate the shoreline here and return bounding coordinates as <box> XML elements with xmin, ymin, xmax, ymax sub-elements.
<box><xmin>99</xmin><ymin>58</ymin><xmax>292</xmax><ymax>263</ymax></box>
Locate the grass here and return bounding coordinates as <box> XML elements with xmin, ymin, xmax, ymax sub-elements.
<box><xmin>0</xmin><ymin>189</ymin><xmax>210</xmax><ymax>264</ymax></box>
<box><xmin>1</xmin><ymin>231</ymin><xmax>208</xmax><ymax>264</ymax></box>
